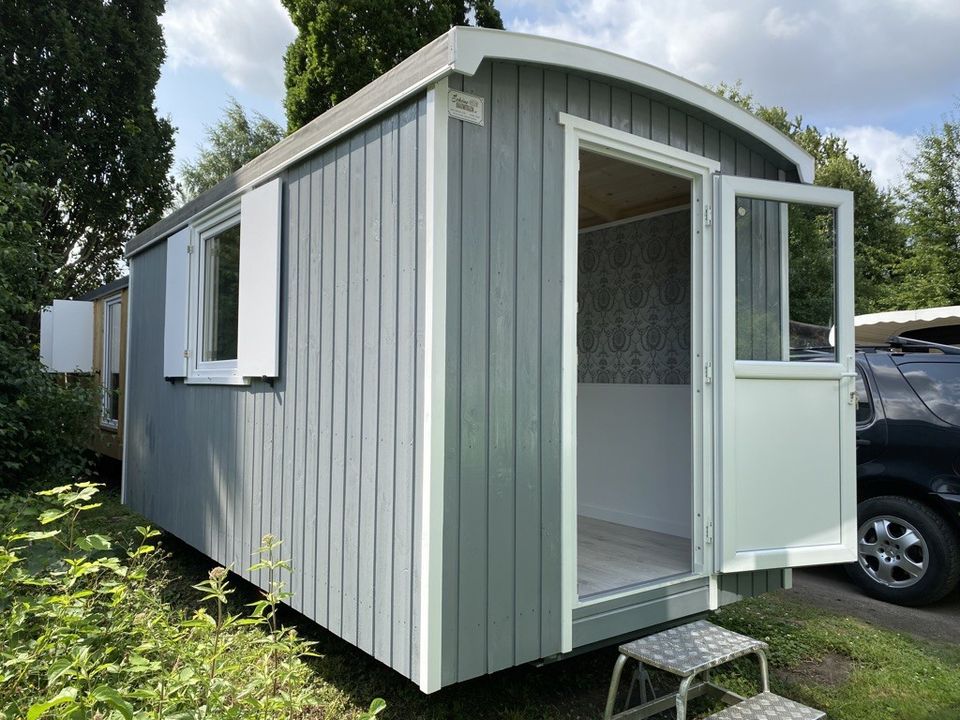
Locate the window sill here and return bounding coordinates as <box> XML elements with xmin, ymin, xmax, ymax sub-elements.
<box><xmin>184</xmin><ymin>375</ymin><xmax>251</xmax><ymax>387</ymax></box>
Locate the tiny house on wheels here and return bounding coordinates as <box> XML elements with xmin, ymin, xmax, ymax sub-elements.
<box><xmin>121</xmin><ymin>28</ymin><xmax>856</xmax><ymax>692</ymax></box>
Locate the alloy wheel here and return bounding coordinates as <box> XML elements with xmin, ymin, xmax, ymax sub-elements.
<box><xmin>857</xmin><ymin>514</ymin><xmax>928</xmax><ymax>588</ymax></box>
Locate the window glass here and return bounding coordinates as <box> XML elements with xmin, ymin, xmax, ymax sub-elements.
<box><xmin>900</xmin><ymin>362</ymin><xmax>960</xmax><ymax>427</ymax></box>
<box><xmin>855</xmin><ymin>368</ymin><xmax>872</xmax><ymax>424</ymax></box>
<box><xmin>735</xmin><ymin>199</ymin><xmax>836</xmax><ymax>361</ymax></box>
<box><xmin>202</xmin><ymin>222</ymin><xmax>241</xmax><ymax>362</ymax></box>
<box><xmin>102</xmin><ymin>299</ymin><xmax>122</xmax><ymax>425</ymax></box>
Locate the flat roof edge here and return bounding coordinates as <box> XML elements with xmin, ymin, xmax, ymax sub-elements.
<box><xmin>126</xmin><ymin>32</ymin><xmax>454</xmax><ymax>259</ymax></box>
<box><xmin>74</xmin><ymin>275</ymin><xmax>129</xmax><ymax>301</ymax></box>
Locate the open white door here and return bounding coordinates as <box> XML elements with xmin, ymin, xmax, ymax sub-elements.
<box><xmin>716</xmin><ymin>175</ymin><xmax>856</xmax><ymax>573</ymax></box>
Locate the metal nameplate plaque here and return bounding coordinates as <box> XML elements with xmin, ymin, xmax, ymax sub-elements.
<box><xmin>448</xmin><ymin>90</ymin><xmax>484</xmax><ymax>126</ymax></box>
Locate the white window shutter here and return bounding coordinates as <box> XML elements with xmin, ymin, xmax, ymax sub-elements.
<box><xmin>39</xmin><ymin>305</ymin><xmax>54</xmax><ymax>370</ymax></box>
<box><xmin>164</xmin><ymin>227</ymin><xmax>191</xmax><ymax>378</ymax></box>
<box><xmin>49</xmin><ymin>299</ymin><xmax>94</xmax><ymax>372</ymax></box>
<box><xmin>238</xmin><ymin>178</ymin><xmax>282</xmax><ymax>378</ymax></box>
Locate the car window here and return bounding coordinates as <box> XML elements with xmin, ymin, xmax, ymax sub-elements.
<box><xmin>855</xmin><ymin>368</ymin><xmax>872</xmax><ymax>424</ymax></box>
<box><xmin>900</xmin><ymin>362</ymin><xmax>960</xmax><ymax>427</ymax></box>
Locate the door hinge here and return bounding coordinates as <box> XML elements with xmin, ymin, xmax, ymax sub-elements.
<box><xmin>704</xmin><ymin>205</ymin><xmax>713</xmax><ymax>226</ymax></box>
<box><xmin>704</xmin><ymin>361</ymin><xmax>713</xmax><ymax>384</ymax></box>
<box><xmin>183</xmin><ymin>349</ymin><xmax>190</xmax><ymax>359</ymax></box>
<box><xmin>705</xmin><ymin>521</ymin><xmax>714</xmax><ymax>545</ymax></box>
<box><xmin>187</xmin><ymin>244</ymin><xmax>194</xmax><ymax>255</ymax></box>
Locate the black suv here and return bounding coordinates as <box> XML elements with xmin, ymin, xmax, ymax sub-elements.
<box><xmin>849</xmin><ymin>339</ymin><xmax>960</xmax><ymax>605</ymax></box>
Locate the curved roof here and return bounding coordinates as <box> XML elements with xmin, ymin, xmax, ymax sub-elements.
<box><xmin>127</xmin><ymin>27</ymin><xmax>814</xmax><ymax>258</ymax></box>
<box><xmin>452</xmin><ymin>28</ymin><xmax>814</xmax><ymax>182</ymax></box>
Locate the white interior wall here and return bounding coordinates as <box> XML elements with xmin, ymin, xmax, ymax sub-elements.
<box><xmin>577</xmin><ymin>383</ymin><xmax>691</xmax><ymax>538</ymax></box>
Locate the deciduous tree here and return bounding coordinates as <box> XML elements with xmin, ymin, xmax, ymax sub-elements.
<box><xmin>716</xmin><ymin>83</ymin><xmax>906</xmax><ymax>316</ymax></box>
<box><xmin>282</xmin><ymin>0</ymin><xmax>504</xmax><ymax>132</ymax></box>
<box><xmin>897</xmin><ymin>107</ymin><xmax>960</xmax><ymax>308</ymax></box>
<box><xmin>0</xmin><ymin>0</ymin><xmax>175</xmax><ymax>298</ymax></box>
<box><xmin>179</xmin><ymin>98</ymin><xmax>285</xmax><ymax>201</ymax></box>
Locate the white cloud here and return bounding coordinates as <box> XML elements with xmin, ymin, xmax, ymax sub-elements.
<box><xmin>830</xmin><ymin>125</ymin><xmax>919</xmax><ymax>189</ymax></box>
<box><xmin>161</xmin><ymin>0</ymin><xmax>296</xmax><ymax>98</ymax></box>
<box><xmin>506</xmin><ymin>0</ymin><xmax>960</xmax><ymax>129</ymax></box>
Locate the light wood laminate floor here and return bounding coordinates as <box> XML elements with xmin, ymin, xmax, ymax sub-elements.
<box><xmin>578</xmin><ymin>516</ymin><xmax>691</xmax><ymax>599</ymax></box>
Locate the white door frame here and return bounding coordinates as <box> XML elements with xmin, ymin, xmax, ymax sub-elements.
<box><xmin>557</xmin><ymin>113</ymin><xmax>721</xmax><ymax>652</ymax></box>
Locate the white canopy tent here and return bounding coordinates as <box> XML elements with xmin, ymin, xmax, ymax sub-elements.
<box><xmin>830</xmin><ymin>305</ymin><xmax>960</xmax><ymax>346</ymax></box>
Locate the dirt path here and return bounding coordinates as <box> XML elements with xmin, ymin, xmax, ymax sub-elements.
<box><xmin>787</xmin><ymin>566</ymin><xmax>960</xmax><ymax>645</ymax></box>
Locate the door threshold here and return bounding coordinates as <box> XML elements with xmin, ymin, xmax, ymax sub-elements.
<box><xmin>576</xmin><ymin>570</ymin><xmax>704</xmax><ymax>608</ymax></box>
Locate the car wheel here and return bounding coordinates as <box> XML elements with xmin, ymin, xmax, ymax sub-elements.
<box><xmin>845</xmin><ymin>496</ymin><xmax>960</xmax><ymax>606</ymax></box>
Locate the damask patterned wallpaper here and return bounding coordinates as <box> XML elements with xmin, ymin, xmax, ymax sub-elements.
<box><xmin>578</xmin><ymin>209</ymin><xmax>690</xmax><ymax>384</ymax></box>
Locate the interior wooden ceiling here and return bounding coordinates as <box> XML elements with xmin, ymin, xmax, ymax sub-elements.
<box><xmin>579</xmin><ymin>150</ymin><xmax>689</xmax><ymax>229</ymax></box>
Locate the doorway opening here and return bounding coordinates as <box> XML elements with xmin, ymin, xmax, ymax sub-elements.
<box><xmin>576</xmin><ymin>148</ymin><xmax>694</xmax><ymax>600</ymax></box>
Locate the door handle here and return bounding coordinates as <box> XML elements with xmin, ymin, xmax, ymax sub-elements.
<box><xmin>856</xmin><ymin>438</ymin><xmax>871</xmax><ymax>447</ymax></box>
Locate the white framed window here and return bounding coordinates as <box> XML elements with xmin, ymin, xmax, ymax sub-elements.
<box><xmin>101</xmin><ymin>295</ymin><xmax>123</xmax><ymax>428</ymax></box>
<box><xmin>163</xmin><ymin>178</ymin><xmax>282</xmax><ymax>385</ymax></box>
<box><xmin>187</xmin><ymin>200</ymin><xmax>245</xmax><ymax>384</ymax></box>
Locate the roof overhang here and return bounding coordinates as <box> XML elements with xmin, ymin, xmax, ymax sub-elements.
<box><xmin>127</xmin><ymin>27</ymin><xmax>814</xmax><ymax>258</ymax></box>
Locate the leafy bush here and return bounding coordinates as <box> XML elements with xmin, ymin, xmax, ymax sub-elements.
<box><xmin>0</xmin><ymin>348</ymin><xmax>99</xmax><ymax>487</ymax></box>
<box><xmin>0</xmin><ymin>145</ymin><xmax>99</xmax><ymax>488</ymax></box>
<box><xmin>0</xmin><ymin>482</ymin><xmax>360</xmax><ymax>719</ymax></box>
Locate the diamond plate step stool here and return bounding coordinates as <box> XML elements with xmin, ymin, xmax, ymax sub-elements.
<box><xmin>602</xmin><ymin>620</ymin><xmax>772</xmax><ymax>720</ymax></box>
<box><xmin>702</xmin><ymin>692</ymin><xmax>825</xmax><ymax>719</ymax></box>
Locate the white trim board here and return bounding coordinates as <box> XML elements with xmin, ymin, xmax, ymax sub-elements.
<box><xmin>418</xmin><ymin>77</ymin><xmax>448</xmax><ymax>694</ymax></box>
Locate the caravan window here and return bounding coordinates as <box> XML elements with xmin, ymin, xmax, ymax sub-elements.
<box><xmin>200</xmin><ymin>220</ymin><xmax>241</xmax><ymax>363</ymax></box>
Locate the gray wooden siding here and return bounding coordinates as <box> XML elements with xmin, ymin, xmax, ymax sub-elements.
<box><xmin>718</xmin><ymin>569</ymin><xmax>787</xmax><ymax>606</ymax></box>
<box><xmin>124</xmin><ymin>97</ymin><xmax>428</xmax><ymax>684</ymax></box>
<box><xmin>442</xmin><ymin>61</ymin><xmax>796</xmax><ymax>684</ymax></box>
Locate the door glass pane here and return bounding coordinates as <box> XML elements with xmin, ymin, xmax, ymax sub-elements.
<box><xmin>735</xmin><ymin>198</ymin><xmax>836</xmax><ymax>361</ymax></box>
<box><xmin>202</xmin><ymin>222</ymin><xmax>241</xmax><ymax>362</ymax></box>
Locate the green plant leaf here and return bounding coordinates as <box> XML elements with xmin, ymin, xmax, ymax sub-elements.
<box><xmin>38</xmin><ymin>509</ymin><xmax>69</xmax><ymax>525</ymax></box>
<box><xmin>8</xmin><ymin>530</ymin><xmax>60</xmax><ymax>541</ymax></box>
<box><xmin>90</xmin><ymin>685</ymin><xmax>133</xmax><ymax>720</ymax></box>
<box><xmin>369</xmin><ymin>698</ymin><xmax>387</xmax><ymax>715</ymax></box>
<box><xmin>36</xmin><ymin>484</ymin><xmax>74</xmax><ymax>497</ymax></box>
<box><xmin>77</xmin><ymin>534</ymin><xmax>112</xmax><ymax>552</ymax></box>
<box><xmin>26</xmin><ymin>686</ymin><xmax>78</xmax><ymax>720</ymax></box>
<box><xmin>46</xmin><ymin>657</ymin><xmax>73</xmax><ymax>684</ymax></box>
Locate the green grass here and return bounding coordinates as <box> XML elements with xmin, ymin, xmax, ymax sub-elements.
<box><xmin>4</xmin><ymin>482</ymin><xmax>960</xmax><ymax>719</ymax></box>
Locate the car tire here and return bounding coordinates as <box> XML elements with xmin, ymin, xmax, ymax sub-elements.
<box><xmin>845</xmin><ymin>495</ymin><xmax>960</xmax><ymax>606</ymax></box>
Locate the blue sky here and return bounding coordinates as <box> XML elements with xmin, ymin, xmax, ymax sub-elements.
<box><xmin>157</xmin><ymin>0</ymin><xmax>960</xmax><ymax>190</ymax></box>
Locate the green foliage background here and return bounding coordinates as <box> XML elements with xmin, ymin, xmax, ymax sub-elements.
<box><xmin>897</xmin><ymin>110</ymin><xmax>960</xmax><ymax>308</ymax></box>
<box><xmin>282</xmin><ymin>0</ymin><xmax>503</xmax><ymax>132</ymax></box>
<box><xmin>0</xmin><ymin>0</ymin><xmax>175</xmax><ymax>299</ymax></box>
<box><xmin>179</xmin><ymin>99</ymin><xmax>285</xmax><ymax>202</ymax></box>
<box><xmin>0</xmin><ymin>148</ymin><xmax>97</xmax><ymax>487</ymax></box>
<box><xmin>716</xmin><ymin>83</ymin><xmax>907</xmax><ymax>318</ymax></box>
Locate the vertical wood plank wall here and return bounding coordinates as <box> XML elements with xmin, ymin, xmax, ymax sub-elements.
<box><xmin>124</xmin><ymin>97</ymin><xmax>428</xmax><ymax>684</ymax></box>
<box><xmin>442</xmin><ymin>61</ymin><xmax>797</xmax><ymax>684</ymax></box>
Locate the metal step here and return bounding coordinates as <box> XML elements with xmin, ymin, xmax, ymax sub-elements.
<box><xmin>703</xmin><ymin>691</ymin><xmax>826</xmax><ymax>720</ymax></box>
<box><xmin>617</xmin><ymin>620</ymin><xmax>768</xmax><ymax>677</ymax></box>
